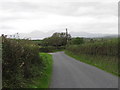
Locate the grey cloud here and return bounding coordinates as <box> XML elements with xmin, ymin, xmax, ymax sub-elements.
<box><xmin>82</xmin><ymin>22</ymin><xmax>117</xmax><ymax>30</ymax></box>
<box><xmin>0</xmin><ymin>2</ymin><xmax>39</xmax><ymax>12</ymax></box>
<box><xmin>76</xmin><ymin>22</ymin><xmax>117</xmax><ymax>34</ymax></box>
<box><xmin>0</xmin><ymin>17</ymin><xmax>27</xmax><ymax>22</ymax></box>
<box><xmin>0</xmin><ymin>26</ymin><xmax>15</xmax><ymax>34</ymax></box>
<box><xmin>0</xmin><ymin>0</ymin><xmax>117</xmax><ymax>36</ymax></box>
<box><xmin>0</xmin><ymin>26</ymin><xmax>15</xmax><ymax>30</ymax></box>
<box><xmin>0</xmin><ymin>1</ymin><xmax>117</xmax><ymax>16</ymax></box>
<box><xmin>66</xmin><ymin>2</ymin><xmax>117</xmax><ymax>17</ymax></box>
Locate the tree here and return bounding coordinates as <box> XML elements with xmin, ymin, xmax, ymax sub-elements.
<box><xmin>42</xmin><ymin>32</ymin><xmax>71</xmax><ymax>47</ymax></box>
<box><xmin>69</xmin><ymin>37</ymin><xmax>84</xmax><ymax>45</ymax></box>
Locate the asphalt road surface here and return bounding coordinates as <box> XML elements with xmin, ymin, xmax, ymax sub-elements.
<box><xmin>50</xmin><ymin>52</ymin><xmax>118</xmax><ymax>88</ymax></box>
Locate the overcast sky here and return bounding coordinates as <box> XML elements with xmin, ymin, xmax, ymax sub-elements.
<box><xmin>0</xmin><ymin>0</ymin><xmax>118</xmax><ymax>36</ymax></box>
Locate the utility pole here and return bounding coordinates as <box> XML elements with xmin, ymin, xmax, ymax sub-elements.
<box><xmin>16</xmin><ymin>33</ymin><xmax>19</xmax><ymax>39</ymax></box>
<box><xmin>66</xmin><ymin>28</ymin><xmax>68</xmax><ymax>44</ymax></box>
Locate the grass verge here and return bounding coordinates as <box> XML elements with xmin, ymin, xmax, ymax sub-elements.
<box><xmin>65</xmin><ymin>50</ymin><xmax>119</xmax><ymax>77</ymax></box>
<box><xmin>28</xmin><ymin>53</ymin><xmax>53</xmax><ymax>88</ymax></box>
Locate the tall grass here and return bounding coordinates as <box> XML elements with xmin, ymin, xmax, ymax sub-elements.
<box><xmin>66</xmin><ymin>38</ymin><xmax>119</xmax><ymax>76</ymax></box>
<box><xmin>28</xmin><ymin>53</ymin><xmax>53</xmax><ymax>88</ymax></box>
<box><xmin>67</xmin><ymin>38</ymin><xmax>118</xmax><ymax>56</ymax></box>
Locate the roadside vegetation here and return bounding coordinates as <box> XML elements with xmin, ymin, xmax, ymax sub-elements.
<box><xmin>66</xmin><ymin>37</ymin><xmax>119</xmax><ymax>76</ymax></box>
<box><xmin>32</xmin><ymin>33</ymin><xmax>119</xmax><ymax>77</ymax></box>
<box><xmin>2</xmin><ymin>35</ymin><xmax>53</xmax><ymax>88</ymax></box>
<box><xmin>2</xmin><ymin>30</ymin><xmax>119</xmax><ymax>88</ymax></box>
<box><xmin>0</xmin><ymin>36</ymin><xmax>2</xmax><ymax>62</ymax></box>
<box><xmin>32</xmin><ymin>32</ymin><xmax>119</xmax><ymax>77</ymax></box>
<box><xmin>0</xmin><ymin>37</ymin><xmax>2</xmax><ymax>89</ymax></box>
<box><xmin>28</xmin><ymin>53</ymin><xmax>53</xmax><ymax>88</ymax></box>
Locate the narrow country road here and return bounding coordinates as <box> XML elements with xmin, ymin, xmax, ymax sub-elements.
<box><xmin>50</xmin><ymin>52</ymin><xmax>118</xmax><ymax>88</ymax></box>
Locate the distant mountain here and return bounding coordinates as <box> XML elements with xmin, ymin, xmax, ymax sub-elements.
<box><xmin>69</xmin><ymin>31</ymin><xmax>118</xmax><ymax>38</ymax></box>
<box><xmin>9</xmin><ymin>31</ymin><xmax>118</xmax><ymax>40</ymax></box>
<box><xmin>102</xmin><ymin>35</ymin><xmax>118</xmax><ymax>38</ymax></box>
<box><xmin>19</xmin><ymin>30</ymin><xmax>54</xmax><ymax>40</ymax></box>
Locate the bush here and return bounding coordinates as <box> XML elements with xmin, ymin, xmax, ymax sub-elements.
<box><xmin>68</xmin><ymin>37</ymin><xmax>84</xmax><ymax>45</ymax></box>
<box><xmin>39</xmin><ymin>46</ymin><xmax>65</xmax><ymax>52</ymax></box>
<box><xmin>66</xmin><ymin>38</ymin><xmax>119</xmax><ymax>76</ymax></box>
<box><xmin>66</xmin><ymin>38</ymin><xmax>118</xmax><ymax>56</ymax></box>
<box><xmin>2</xmin><ymin>37</ymin><xmax>43</xmax><ymax>88</ymax></box>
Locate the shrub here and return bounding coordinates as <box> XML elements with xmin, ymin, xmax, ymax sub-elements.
<box><xmin>66</xmin><ymin>38</ymin><xmax>119</xmax><ymax>76</ymax></box>
<box><xmin>2</xmin><ymin>37</ymin><xmax>43</xmax><ymax>88</ymax></box>
<box><xmin>39</xmin><ymin>46</ymin><xmax>65</xmax><ymax>52</ymax></box>
<box><xmin>66</xmin><ymin>38</ymin><xmax>118</xmax><ymax>56</ymax></box>
<box><xmin>68</xmin><ymin>37</ymin><xmax>84</xmax><ymax>45</ymax></box>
